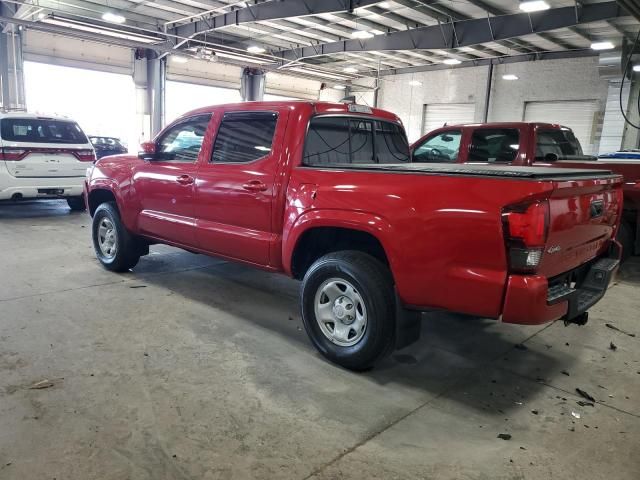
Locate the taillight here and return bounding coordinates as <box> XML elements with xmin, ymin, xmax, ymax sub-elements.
<box><xmin>74</xmin><ymin>149</ymin><xmax>96</xmax><ymax>162</ymax></box>
<box><xmin>502</xmin><ymin>201</ymin><xmax>550</xmax><ymax>273</ymax></box>
<box><xmin>0</xmin><ymin>147</ymin><xmax>28</xmax><ymax>161</ymax></box>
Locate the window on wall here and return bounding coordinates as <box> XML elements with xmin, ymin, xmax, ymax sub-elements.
<box><xmin>24</xmin><ymin>61</ymin><xmax>136</xmax><ymax>151</ymax></box>
<box><xmin>165</xmin><ymin>81</ymin><xmax>241</xmax><ymax>125</ymax></box>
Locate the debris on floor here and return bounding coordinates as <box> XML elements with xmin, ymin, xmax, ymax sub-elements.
<box><xmin>561</xmin><ymin>370</ymin><xmax>570</xmax><ymax>376</ymax></box>
<box><xmin>577</xmin><ymin>401</ymin><xmax>595</xmax><ymax>407</ymax></box>
<box><xmin>605</xmin><ymin>323</ymin><xmax>636</xmax><ymax>337</ymax></box>
<box><xmin>27</xmin><ymin>379</ymin><xmax>61</xmax><ymax>390</ymax></box>
<box><xmin>609</xmin><ymin>341</ymin><xmax>617</xmax><ymax>351</ymax></box>
<box><xmin>576</xmin><ymin>388</ymin><xmax>596</xmax><ymax>402</ymax></box>
<box><xmin>514</xmin><ymin>344</ymin><xmax>528</xmax><ymax>351</ymax></box>
<box><xmin>129</xmin><ymin>285</ymin><xmax>147</xmax><ymax>289</ymax></box>
<box><xmin>497</xmin><ymin>433</ymin><xmax>512</xmax><ymax>440</ymax></box>
<box><xmin>571</xmin><ymin>411</ymin><xmax>581</xmax><ymax>419</ymax></box>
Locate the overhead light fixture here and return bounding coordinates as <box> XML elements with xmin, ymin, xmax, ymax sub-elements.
<box><xmin>343</xmin><ymin>67</ymin><xmax>359</xmax><ymax>73</ymax></box>
<box><xmin>591</xmin><ymin>41</ymin><xmax>615</xmax><ymax>50</ymax></box>
<box><xmin>379</xmin><ymin>2</ymin><xmax>391</xmax><ymax>8</ymax></box>
<box><xmin>37</xmin><ymin>12</ymin><xmax>46</xmax><ymax>20</ymax></box>
<box><xmin>333</xmin><ymin>85</ymin><xmax>347</xmax><ymax>90</ymax></box>
<box><xmin>443</xmin><ymin>58</ymin><xmax>462</xmax><ymax>65</ymax></box>
<box><xmin>633</xmin><ymin>65</ymin><xmax>640</xmax><ymax>72</ymax></box>
<box><xmin>409</xmin><ymin>80</ymin><xmax>422</xmax><ymax>86</ymax></box>
<box><xmin>370</xmin><ymin>29</ymin><xmax>386</xmax><ymax>35</ymax></box>
<box><xmin>102</xmin><ymin>12</ymin><xmax>126</xmax><ymax>24</ymax></box>
<box><xmin>289</xmin><ymin>66</ymin><xmax>351</xmax><ymax>81</ymax></box>
<box><xmin>352</xmin><ymin>30</ymin><xmax>374</xmax><ymax>39</ymax></box>
<box><xmin>502</xmin><ymin>74</ymin><xmax>519</xmax><ymax>80</ymax></box>
<box><xmin>247</xmin><ymin>45</ymin><xmax>266</xmax><ymax>54</ymax></box>
<box><xmin>171</xmin><ymin>55</ymin><xmax>189</xmax><ymax>64</ymax></box>
<box><xmin>42</xmin><ymin>17</ymin><xmax>160</xmax><ymax>43</ymax></box>
<box><xmin>519</xmin><ymin>1</ymin><xmax>550</xmax><ymax>13</ymax></box>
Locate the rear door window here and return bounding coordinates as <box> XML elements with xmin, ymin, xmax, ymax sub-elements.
<box><xmin>0</xmin><ymin>118</ymin><xmax>88</xmax><ymax>144</ymax></box>
<box><xmin>535</xmin><ymin>129</ymin><xmax>583</xmax><ymax>161</ymax></box>
<box><xmin>303</xmin><ymin>116</ymin><xmax>409</xmax><ymax>165</ymax></box>
<box><xmin>412</xmin><ymin>130</ymin><xmax>462</xmax><ymax>163</ymax></box>
<box><xmin>468</xmin><ymin>128</ymin><xmax>520</xmax><ymax>163</ymax></box>
<box><xmin>211</xmin><ymin>112</ymin><xmax>278</xmax><ymax>163</ymax></box>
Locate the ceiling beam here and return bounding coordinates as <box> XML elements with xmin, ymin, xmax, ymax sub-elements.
<box><xmin>172</xmin><ymin>0</ymin><xmax>383</xmax><ymax>39</ymax></box>
<box><xmin>275</xmin><ymin>2</ymin><xmax>627</xmax><ymax>62</ymax></box>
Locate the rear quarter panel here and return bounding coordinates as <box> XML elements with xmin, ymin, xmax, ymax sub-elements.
<box><xmin>285</xmin><ymin>167</ymin><xmax>557</xmax><ymax>318</ymax></box>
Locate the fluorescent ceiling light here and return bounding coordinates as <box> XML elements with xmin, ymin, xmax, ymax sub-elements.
<box><xmin>42</xmin><ymin>18</ymin><xmax>159</xmax><ymax>43</ymax></box>
<box><xmin>352</xmin><ymin>30</ymin><xmax>374</xmax><ymax>39</ymax></box>
<box><xmin>343</xmin><ymin>67</ymin><xmax>359</xmax><ymax>73</ymax></box>
<box><xmin>633</xmin><ymin>65</ymin><xmax>640</xmax><ymax>72</ymax></box>
<box><xmin>247</xmin><ymin>45</ymin><xmax>266</xmax><ymax>54</ymax></box>
<box><xmin>215</xmin><ymin>51</ymin><xmax>273</xmax><ymax>65</ymax></box>
<box><xmin>409</xmin><ymin>80</ymin><xmax>422</xmax><ymax>86</ymax></box>
<box><xmin>519</xmin><ymin>1</ymin><xmax>550</xmax><ymax>13</ymax></box>
<box><xmin>333</xmin><ymin>84</ymin><xmax>347</xmax><ymax>90</ymax></box>
<box><xmin>289</xmin><ymin>67</ymin><xmax>350</xmax><ymax>80</ymax></box>
<box><xmin>379</xmin><ymin>1</ymin><xmax>391</xmax><ymax>8</ymax></box>
<box><xmin>591</xmin><ymin>41</ymin><xmax>615</xmax><ymax>50</ymax></box>
<box><xmin>370</xmin><ymin>29</ymin><xmax>386</xmax><ymax>35</ymax></box>
<box><xmin>171</xmin><ymin>55</ymin><xmax>189</xmax><ymax>64</ymax></box>
<box><xmin>502</xmin><ymin>74</ymin><xmax>519</xmax><ymax>80</ymax></box>
<box><xmin>443</xmin><ymin>58</ymin><xmax>462</xmax><ymax>65</ymax></box>
<box><xmin>37</xmin><ymin>12</ymin><xmax>46</xmax><ymax>20</ymax></box>
<box><xmin>102</xmin><ymin>12</ymin><xmax>126</xmax><ymax>24</ymax></box>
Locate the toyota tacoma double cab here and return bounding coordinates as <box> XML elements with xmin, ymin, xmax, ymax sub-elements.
<box><xmin>412</xmin><ymin>122</ymin><xmax>640</xmax><ymax>260</ymax></box>
<box><xmin>86</xmin><ymin>102</ymin><xmax>623</xmax><ymax>370</ymax></box>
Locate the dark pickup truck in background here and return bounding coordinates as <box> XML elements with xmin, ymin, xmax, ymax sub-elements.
<box><xmin>412</xmin><ymin>122</ymin><xmax>640</xmax><ymax>260</ymax></box>
<box><xmin>86</xmin><ymin>103</ymin><xmax>623</xmax><ymax>370</ymax></box>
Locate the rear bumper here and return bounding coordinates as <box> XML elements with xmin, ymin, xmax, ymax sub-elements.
<box><xmin>0</xmin><ymin>174</ymin><xmax>85</xmax><ymax>200</ymax></box>
<box><xmin>502</xmin><ymin>246</ymin><xmax>620</xmax><ymax>325</ymax></box>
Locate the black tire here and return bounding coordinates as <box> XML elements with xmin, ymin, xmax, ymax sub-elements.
<box><xmin>67</xmin><ymin>195</ymin><xmax>86</xmax><ymax>211</ymax></box>
<box><xmin>92</xmin><ymin>202</ymin><xmax>141</xmax><ymax>272</ymax></box>
<box><xmin>301</xmin><ymin>251</ymin><xmax>396</xmax><ymax>371</ymax></box>
<box><xmin>618</xmin><ymin>221</ymin><xmax>634</xmax><ymax>262</ymax></box>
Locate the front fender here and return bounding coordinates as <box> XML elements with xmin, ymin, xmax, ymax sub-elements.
<box><xmin>282</xmin><ymin>208</ymin><xmax>399</xmax><ymax>277</ymax></box>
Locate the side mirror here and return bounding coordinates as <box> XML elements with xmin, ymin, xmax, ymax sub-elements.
<box><xmin>138</xmin><ymin>141</ymin><xmax>156</xmax><ymax>160</ymax></box>
<box><xmin>544</xmin><ymin>152</ymin><xmax>559</xmax><ymax>162</ymax></box>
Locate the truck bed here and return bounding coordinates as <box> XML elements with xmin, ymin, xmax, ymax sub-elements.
<box><xmin>306</xmin><ymin>162</ymin><xmax>618</xmax><ymax>181</ymax></box>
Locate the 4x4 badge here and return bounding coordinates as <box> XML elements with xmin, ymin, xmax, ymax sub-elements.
<box><xmin>547</xmin><ymin>245</ymin><xmax>562</xmax><ymax>254</ymax></box>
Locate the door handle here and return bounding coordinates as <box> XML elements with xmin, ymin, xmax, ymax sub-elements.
<box><xmin>176</xmin><ymin>174</ymin><xmax>194</xmax><ymax>185</ymax></box>
<box><xmin>242</xmin><ymin>180</ymin><xmax>268</xmax><ymax>192</ymax></box>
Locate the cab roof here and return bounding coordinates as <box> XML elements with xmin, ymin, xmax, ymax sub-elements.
<box><xmin>175</xmin><ymin>101</ymin><xmax>402</xmax><ymax>124</ymax></box>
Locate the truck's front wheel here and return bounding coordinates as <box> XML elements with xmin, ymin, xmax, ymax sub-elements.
<box><xmin>301</xmin><ymin>251</ymin><xmax>396</xmax><ymax>370</ymax></box>
<box><xmin>92</xmin><ymin>202</ymin><xmax>142</xmax><ymax>272</ymax></box>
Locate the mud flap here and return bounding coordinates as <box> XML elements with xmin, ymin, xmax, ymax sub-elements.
<box><xmin>395</xmin><ymin>290</ymin><xmax>422</xmax><ymax>349</ymax></box>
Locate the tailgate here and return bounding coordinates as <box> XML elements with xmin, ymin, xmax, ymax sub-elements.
<box><xmin>537</xmin><ymin>175</ymin><xmax>622</xmax><ymax>278</ymax></box>
<box><xmin>3</xmin><ymin>145</ymin><xmax>92</xmax><ymax>178</ymax></box>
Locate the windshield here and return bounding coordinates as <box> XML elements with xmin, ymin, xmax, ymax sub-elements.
<box><xmin>0</xmin><ymin>118</ymin><xmax>89</xmax><ymax>144</ymax></box>
<box><xmin>535</xmin><ymin>129</ymin><xmax>585</xmax><ymax>161</ymax></box>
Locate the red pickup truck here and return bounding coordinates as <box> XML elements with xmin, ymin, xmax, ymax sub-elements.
<box><xmin>86</xmin><ymin>103</ymin><xmax>623</xmax><ymax>370</ymax></box>
<box><xmin>412</xmin><ymin>122</ymin><xmax>640</xmax><ymax>259</ymax></box>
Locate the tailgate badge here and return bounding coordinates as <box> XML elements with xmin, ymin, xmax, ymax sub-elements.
<box><xmin>547</xmin><ymin>245</ymin><xmax>562</xmax><ymax>254</ymax></box>
<box><xmin>590</xmin><ymin>200</ymin><xmax>604</xmax><ymax>219</ymax></box>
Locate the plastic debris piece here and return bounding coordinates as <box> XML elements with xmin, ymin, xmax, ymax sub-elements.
<box><xmin>515</xmin><ymin>344</ymin><xmax>528</xmax><ymax>351</ymax></box>
<box><xmin>561</xmin><ymin>370</ymin><xmax>570</xmax><ymax>376</ymax></box>
<box><xmin>576</xmin><ymin>388</ymin><xmax>596</xmax><ymax>403</ymax></box>
<box><xmin>609</xmin><ymin>342</ymin><xmax>618</xmax><ymax>351</ymax></box>
<box><xmin>605</xmin><ymin>323</ymin><xmax>636</xmax><ymax>337</ymax></box>
<box><xmin>577</xmin><ymin>401</ymin><xmax>594</xmax><ymax>407</ymax></box>
<box><xmin>497</xmin><ymin>433</ymin><xmax>512</xmax><ymax>440</ymax></box>
<box><xmin>28</xmin><ymin>379</ymin><xmax>55</xmax><ymax>389</ymax></box>
<box><xmin>571</xmin><ymin>411</ymin><xmax>581</xmax><ymax>419</ymax></box>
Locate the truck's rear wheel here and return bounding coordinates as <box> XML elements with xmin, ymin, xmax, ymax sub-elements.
<box><xmin>92</xmin><ymin>202</ymin><xmax>141</xmax><ymax>272</ymax></box>
<box><xmin>301</xmin><ymin>251</ymin><xmax>395</xmax><ymax>370</ymax></box>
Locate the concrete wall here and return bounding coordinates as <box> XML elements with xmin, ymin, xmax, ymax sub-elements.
<box><xmin>377</xmin><ymin>56</ymin><xmax>611</xmax><ymax>144</ymax></box>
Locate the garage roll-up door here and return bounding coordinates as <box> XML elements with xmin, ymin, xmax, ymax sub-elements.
<box><xmin>524</xmin><ymin>100</ymin><xmax>598</xmax><ymax>155</ymax></box>
<box><xmin>422</xmin><ymin>103</ymin><xmax>475</xmax><ymax>135</ymax></box>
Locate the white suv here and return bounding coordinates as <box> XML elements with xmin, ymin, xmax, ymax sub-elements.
<box><xmin>0</xmin><ymin>111</ymin><xmax>95</xmax><ymax>210</ymax></box>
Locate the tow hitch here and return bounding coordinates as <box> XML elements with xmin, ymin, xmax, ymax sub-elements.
<box><xmin>564</xmin><ymin>311</ymin><xmax>588</xmax><ymax>326</ymax></box>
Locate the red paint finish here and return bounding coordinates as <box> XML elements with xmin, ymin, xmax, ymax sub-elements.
<box><xmin>87</xmin><ymin>103</ymin><xmax>622</xmax><ymax>326</ymax></box>
<box><xmin>412</xmin><ymin>121</ymin><xmax>640</xmax><ymax>253</ymax></box>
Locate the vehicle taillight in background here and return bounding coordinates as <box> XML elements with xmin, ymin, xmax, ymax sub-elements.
<box><xmin>502</xmin><ymin>201</ymin><xmax>550</xmax><ymax>273</ymax></box>
<box><xmin>0</xmin><ymin>147</ymin><xmax>28</xmax><ymax>161</ymax></box>
<box><xmin>74</xmin><ymin>149</ymin><xmax>96</xmax><ymax>162</ymax></box>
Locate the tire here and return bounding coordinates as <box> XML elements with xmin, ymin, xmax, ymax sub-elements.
<box><xmin>92</xmin><ymin>202</ymin><xmax>141</xmax><ymax>272</ymax></box>
<box><xmin>617</xmin><ymin>221</ymin><xmax>634</xmax><ymax>262</ymax></box>
<box><xmin>67</xmin><ymin>195</ymin><xmax>86</xmax><ymax>211</ymax></box>
<box><xmin>301</xmin><ymin>251</ymin><xmax>396</xmax><ymax>371</ymax></box>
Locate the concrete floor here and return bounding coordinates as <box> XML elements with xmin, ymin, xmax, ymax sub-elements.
<box><xmin>0</xmin><ymin>199</ymin><xmax>639</xmax><ymax>480</ymax></box>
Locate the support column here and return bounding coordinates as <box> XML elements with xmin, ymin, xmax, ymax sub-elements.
<box><xmin>133</xmin><ymin>48</ymin><xmax>165</xmax><ymax>142</ymax></box>
<box><xmin>621</xmin><ymin>78</ymin><xmax>640</xmax><ymax>149</ymax></box>
<box><xmin>0</xmin><ymin>26</ymin><xmax>26</xmax><ymax>111</ymax></box>
<box><xmin>240</xmin><ymin>67</ymin><xmax>265</xmax><ymax>101</ymax></box>
<box><xmin>482</xmin><ymin>62</ymin><xmax>494</xmax><ymax>122</ymax></box>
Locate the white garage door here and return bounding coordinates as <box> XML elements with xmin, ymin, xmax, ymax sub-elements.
<box><xmin>524</xmin><ymin>100</ymin><xmax>598</xmax><ymax>155</ymax></box>
<box><xmin>165</xmin><ymin>81</ymin><xmax>241</xmax><ymax>124</ymax></box>
<box><xmin>422</xmin><ymin>103</ymin><xmax>475</xmax><ymax>135</ymax></box>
